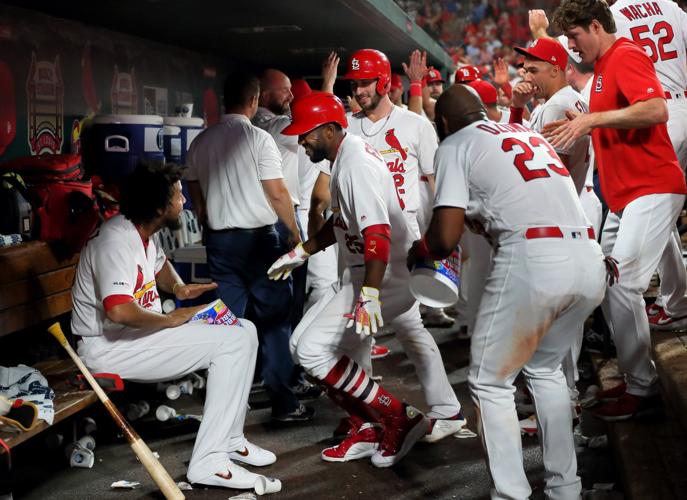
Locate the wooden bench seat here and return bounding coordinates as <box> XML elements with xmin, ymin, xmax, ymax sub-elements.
<box><xmin>0</xmin><ymin>359</ymin><xmax>97</xmax><ymax>449</ymax></box>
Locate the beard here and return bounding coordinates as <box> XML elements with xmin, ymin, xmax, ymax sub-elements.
<box><xmin>304</xmin><ymin>143</ymin><xmax>328</xmax><ymax>163</ymax></box>
<box><xmin>358</xmin><ymin>92</ymin><xmax>382</xmax><ymax>112</ymax></box>
<box><xmin>267</xmin><ymin>100</ymin><xmax>289</xmax><ymax>116</ymax></box>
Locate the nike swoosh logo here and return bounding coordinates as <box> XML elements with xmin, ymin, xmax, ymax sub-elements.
<box><xmin>236</xmin><ymin>448</ymin><xmax>249</xmax><ymax>457</ymax></box>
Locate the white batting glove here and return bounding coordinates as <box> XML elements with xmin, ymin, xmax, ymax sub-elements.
<box><xmin>267</xmin><ymin>243</ymin><xmax>310</xmax><ymax>280</ymax></box>
<box><xmin>346</xmin><ymin>287</ymin><xmax>383</xmax><ymax>337</ymax></box>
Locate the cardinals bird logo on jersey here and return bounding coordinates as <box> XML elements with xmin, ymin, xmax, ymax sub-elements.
<box><xmin>384</xmin><ymin>129</ymin><xmax>408</xmax><ymax>161</ymax></box>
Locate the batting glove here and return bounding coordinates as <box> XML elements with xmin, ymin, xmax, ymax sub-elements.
<box><xmin>346</xmin><ymin>287</ymin><xmax>383</xmax><ymax>337</ymax></box>
<box><xmin>267</xmin><ymin>243</ymin><xmax>310</xmax><ymax>280</ymax></box>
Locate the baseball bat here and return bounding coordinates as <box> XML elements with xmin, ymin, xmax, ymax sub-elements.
<box><xmin>47</xmin><ymin>323</ymin><xmax>184</xmax><ymax>500</ymax></box>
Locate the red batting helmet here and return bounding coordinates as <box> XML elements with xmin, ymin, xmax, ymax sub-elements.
<box><xmin>282</xmin><ymin>91</ymin><xmax>348</xmax><ymax>136</ymax></box>
<box><xmin>343</xmin><ymin>49</ymin><xmax>392</xmax><ymax>96</ymax></box>
<box><xmin>390</xmin><ymin>73</ymin><xmax>403</xmax><ymax>91</ymax></box>
<box><xmin>455</xmin><ymin>65</ymin><xmax>480</xmax><ymax>83</ymax></box>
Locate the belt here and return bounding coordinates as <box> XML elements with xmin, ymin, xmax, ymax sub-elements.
<box><xmin>665</xmin><ymin>90</ymin><xmax>687</xmax><ymax>100</ymax></box>
<box><xmin>585</xmin><ymin>186</ymin><xmax>593</xmax><ymax>192</ymax></box>
<box><xmin>420</xmin><ymin>175</ymin><xmax>429</xmax><ymax>182</ymax></box>
<box><xmin>207</xmin><ymin>225</ymin><xmax>273</xmax><ymax>234</ymax></box>
<box><xmin>525</xmin><ymin>226</ymin><xmax>595</xmax><ymax>240</ymax></box>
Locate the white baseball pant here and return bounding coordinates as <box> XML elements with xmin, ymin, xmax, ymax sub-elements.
<box><xmin>296</xmin><ymin>209</ymin><xmax>339</xmax><ymax>312</ymax></box>
<box><xmin>600</xmin><ymin>193</ymin><xmax>685</xmax><ymax>396</ymax></box>
<box><xmin>469</xmin><ymin>232</ymin><xmax>605</xmax><ymax>500</ymax></box>
<box><xmin>650</xmin><ymin>100</ymin><xmax>687</xmax><ymax>318</ymax></box>
<box><xmin>562</xmin><ymin>186</ymin><xmax>603</xmax><ymax>399</ymax></box>
<box><xmin>291</xmin><ymin>266</ymin><xmax>461</xmax><ymax>419</ymax></box>
<box><xmin>77</xmin><ymin>321</ymin><xmax>258</xmax><ymax>481</ymax></box>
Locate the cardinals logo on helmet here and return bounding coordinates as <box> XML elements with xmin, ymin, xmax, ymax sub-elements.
<box><xmin>351</xmin><ymin>58</ymin><xmax>360</xmax><ymax>71</ymax></box>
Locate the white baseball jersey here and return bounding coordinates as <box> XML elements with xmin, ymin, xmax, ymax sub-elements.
<box><xmin>329</xmin><ymin>133</ymin><xmax>413</xmax><ymax>272</ymax></box>
<box><xmin>346</xmin><ymin>106</ymin><xmax>438</xmax><ymax>212</ymax></box>
<box><xmin>71</xmin><ymin>215</ymin><xmax>165</xmax><ymax>337</ymax></box>
<box><xmin>612</xmin><ymin>0</ymin><xmax>687</xmax><ymax>93</ymax></box>
<box><xmin>528</xmin><ymin>86</ymin><xmax>591</xmax><ymax>192</ymax></box>
<box><xmin>434</xmin><ymin>120</ymin><xmax>588</xmax><ymax>241</ymax></box>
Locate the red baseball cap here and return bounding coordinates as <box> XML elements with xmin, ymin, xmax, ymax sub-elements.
<box><xmin>390</xmin><ymin>73</ymin><xmax>403</xmax><ymax>90</ymax></box>
<box><xmin>426</xmin><ymin>67</ymin><xmax>445</xmax><ymax>84</ymax></box>
<box><xmin>514</xmin><ymin>38</ymin><xmax>568</xmax><ymax>72</ymax></box>
<box><xmin>454</xmin><ymin>65</ymin><xmax>480</xmax><ymax>83</ymax></box>
<box><xmin>467</xmin><ymin>79</ymin><xmax>497</xmax><ymax>105</ymax></box>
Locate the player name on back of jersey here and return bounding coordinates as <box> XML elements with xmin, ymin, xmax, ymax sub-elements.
<box><xmin>475</xmin><ymin>122</ymin><xmax>530</xmax><ymax>135</ymax></box>
<box><xmin>617</xmin><ymin>1</ymin><xmax>664</xmax><ymax>21</ymax></box>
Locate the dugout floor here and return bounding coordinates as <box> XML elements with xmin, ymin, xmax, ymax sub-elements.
<box><xmin>7</xmin><ymin>325</ymin><xmax>620</xmax><ymax>500</ymax></box>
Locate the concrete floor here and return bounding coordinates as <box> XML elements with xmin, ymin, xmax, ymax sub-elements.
<box><xmin>7</xmin><ymin>326</ymin><xmax>619</xmax><ymax>499</ymax></box>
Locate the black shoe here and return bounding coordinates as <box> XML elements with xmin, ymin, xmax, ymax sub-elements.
<box><xmin>292</xmin><ymin>381</ymin><xmax>324</xmax><ymax>400</ymax></box>
<box><xmin>272</xmin><ymin>404</ymin><xmax>315</xmax><ymax>422</ymax></box>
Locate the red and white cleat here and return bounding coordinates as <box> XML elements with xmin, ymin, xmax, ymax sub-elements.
<box><xmin>371</xmin><ymin>405</ymin><xmax>427</xmax><ymax>468</ymax></box>
<box><xmin>371</xmin><ymin>344</ymin><xmax>391</xmax><ymax>360</ymax></box>
<box><xmin>321</xmin><ymin>423</ymin><xmax>381</xmax><ymax>462</ymax></box>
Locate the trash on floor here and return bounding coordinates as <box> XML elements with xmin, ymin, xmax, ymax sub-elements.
<box><xmin>110</xmin><ymin>480</ymin><xmax>140</xmax><ymax>489</ymax></box>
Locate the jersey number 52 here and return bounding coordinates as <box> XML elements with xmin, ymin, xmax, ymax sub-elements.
<box><xmin>501</xmin><ymin>136</ymin><xmax>570</xmax><ymax>182</ymax></box>
<box><xmin>630</xmin><ymin>22</ymin><xmax>678</xmax><ymax>62</ymax></box>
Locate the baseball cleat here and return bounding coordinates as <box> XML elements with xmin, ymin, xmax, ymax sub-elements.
<box><xmin>332</xmin><ymin>415</ymin><xmax>365</xmax><ymax>439</ymax></box>
<box><xmin>229</xmin><ymin>440</ymin><xmax>277</xmax><ymax>467</ymax></box>
<box><xmin>422</xmin><ymin>308</ymin><xmax>455</xmax><ymax>328</ymax></box>
<box><xmin>371</xmin><ymin>344</ymin><xmax>391</xmax><ymax>360</ymax></box>
<box><xmin>371</xmin><ymin>405</ymin><xmax>427</xmax><ymax>468</ymax></box>
<box><xmin>648</xmin><ymin>310</ymin><xmax>687</xmax><ymax>331</ymax></box>
<box><xmin>189</xmin><ymin>461</ymin><xmax>260</xmax><ymax>489</ymax></box>
<box><xmin>591</xmin><ymin>393</ymin><xmax>662</xmax><ymax>422</ymax></box>
<box><xmin>272</xmin><ymin>403</ymin><xmax>315</xmax><ymax>422</ymax></box>
<box><xmin>646</xmin><ymin>303</ymin><xmax>663</xmax><ymax>317</ymax></box>
<box><xmin>594</xmin><ymin>382</ymin><xmax>627</xmax><ymax>403</ymax></box>
<box><xmin>421</xmin><ymin>413</ymin><xmax>467</xmax><ymax>443</ymax></box>
<box><xmin>519</xmin><ymin>414</ymin><xmax>538</xmax><ymax>436</ymax></box>
<box><xmin>321</xmin><ymin>423</ymin><xmax>381</xmax><ymax>462</ymax></box>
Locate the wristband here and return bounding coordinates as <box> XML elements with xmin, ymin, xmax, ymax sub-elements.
<box><xmin>509</xmin><ymin>106</ymin><xmax>524</xmax><ymax>124</ymax></box>
<box><xmin>409</xmin><ymin>81</ymin><xmax>423</xmax><ymax>97</ymax></box>
<box><xmin>363</xmin><ymin>224</ymin><xmax>391</xmax><ymax>264</ymax></box>
<box><xmin>172</xmin><ymin>282</ymin><xmax>184</xmax><ymax>294</ymax></box>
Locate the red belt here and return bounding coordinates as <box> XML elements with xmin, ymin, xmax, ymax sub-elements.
<box><xmin>586</xmin><ymin>186</ymin><xmax>593</xmax><ymax>192</ymax></box>
<box><xmin>525</xmin><ymin>226</ymin><xmax>595</xmax><ymax>240</ymax></box>
<box><xmin>665</xmin><ymin>90</ymin><xmax>687</xmax><ymax>100</ymax></box>
<box><xmin>420</xmin><ymin>175</ymin><xmax>429</xmax><ymax>182</ymax></box>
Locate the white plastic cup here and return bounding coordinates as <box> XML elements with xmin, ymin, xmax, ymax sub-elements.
<box><xmin>156</xmin><ymin>405</ymin><xmax>177</xmax><ymax>422</ymax></box>
<box><xmin>254</xmin><ymin>476</ymin><xmax>282</xmax><ymax>495</ymax></box>
<box><xmin>68</xmin><ymin>444</ymin><xmax>95</xmax><ymax>468</ymax></box>
<box><xmin>76</xmin><ymin>435</ymin><xmax>96</xmax><ymax>451</ymax></box>
<box><xmin>126</xmin><ymin>400</ymin><xmax>150</xmax><ymax>421</ymax></box>
<box><xmin>178</xmin><ymin>380</ymin><xmax>193</xmax><ymax>396</ymax></box>
<box><xmin>165</xmin><ymin>384</ymin><xmax>181</xmax><ymax>400</ymax></box>
<box><xmin>189</xmin><ymin>372</ymin><xmax>205</xmax><ymax>389</ymax></box>
<box><xmin>409</xmin><ymin>246</ymin><xmax>462</xmax><ymax>308</ymax></box>
<box><xmin>81</xmin><ymin>416</ymin><xmax>97</xmax><ymax>435</ymax></box>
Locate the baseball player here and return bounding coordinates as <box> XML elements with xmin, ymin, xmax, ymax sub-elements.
<box><xmin>510</xmin><ymin>36</ymin><xmax>601</xmax><ymax>434</ymax></box>
<box><xmin>409</xmin><ymin>84</ymin><xmax>606</xmax><ymax>500</ymax></box>
<box><xmin>267</xmin><ymin>92</ymin><xmax>434</xmax><ymax>466</ymax></box>
<box><xmin>344</xmin><ymin>49</ymin><xmax>455</xmax><ymax>328</ymax></box>
<box><xmin>610</xmin><ymin>0</ymin><xmax>687</xmax><ymax>329</ymax></box>
<box><xmin>550</xmin><ymin>0</ymin><xmax>687</xmax><ymax>420</ymax></box>
<box><xmin>454</xmin><ymin>65</ymin><xmax>481</xmax><ymax>84</ymax></box>
<box><xmin>71</xmin><ymin>162</ymin><xmax>275</xmax><ymax>490</ymax></box>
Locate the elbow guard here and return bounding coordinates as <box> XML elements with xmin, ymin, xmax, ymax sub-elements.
<box><xmin>363</xmin><ymin>224</ymin><xmax>391</xmax><ymax>264</ymax></box>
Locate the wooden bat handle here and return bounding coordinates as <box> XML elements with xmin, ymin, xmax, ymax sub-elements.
<box><xmin>47</xmin><ymin>323</ymin><xmax>185</xmax><ymax>500</ymax></box>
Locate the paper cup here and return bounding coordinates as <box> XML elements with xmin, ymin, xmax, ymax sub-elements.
<box><xmin>189</xmin><ymin>299</ymin><xmax>241</xmax><ymax>326</ymax></box>
<box><xmin>165</xmin><ymin>384</ymin><xmax>181</xmax><ymax>400</ymax></box>
<box><xmin>409</xmin><ymin>247</ymin><xmax>461</xmax><ymax>307</ymax></box>
<box><xmin>254</xmin><ymin>476</ymin><xmax>282</xmax><ymax>495</ymax></box>
<box><xmin>76</xmin><ymin>435</ymin><xmax>96</xmax><ymax>451</ymax></box>
<box><xmin>69</xmin><ymin>445</ymin><xmax>95</xmax><ymax>468</ymax></box>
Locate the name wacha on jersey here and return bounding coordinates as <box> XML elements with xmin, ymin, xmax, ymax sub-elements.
<box><xmin>617</xmin><ymin>1</ymin><xmax>663</xmax><ymax>21</ymax></box>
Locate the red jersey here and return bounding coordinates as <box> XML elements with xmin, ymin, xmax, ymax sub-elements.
<box><xmin>590</xmin><ymin>37</ymin><xmax>686</xmax><ymax>212</ymax></box>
